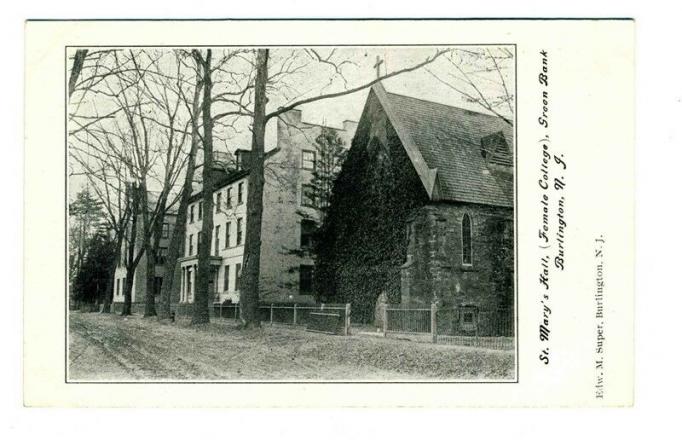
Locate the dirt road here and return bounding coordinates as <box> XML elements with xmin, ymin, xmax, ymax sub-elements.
<box><xmin>69</xmin><ymin>312</ymin><xmax>514</xmax><ymax>381</ymax></box>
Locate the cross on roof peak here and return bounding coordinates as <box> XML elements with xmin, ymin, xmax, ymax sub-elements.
<box><xmin>373</xmin><ymin>55</ymin><xmax>384</xmax><ymax>79</ymax></box>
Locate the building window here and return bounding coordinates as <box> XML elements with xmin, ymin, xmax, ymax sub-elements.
<box><xmin>226</xmin><ymin>187</ymin><xmax>232</xmax><ymax>207</ymax></box>
<box><xmin>300</xmin><ymin>219</ymin><xmax>316</xmax><ymax>249</ymax></box>
<box><xmin>161</xmin><ymin>222</ymin><xmax>169</xmax><ymax>238</ymax></box>
<box><xmin>462</xmin><ymin>213</ymin><xmax>473</xmax><ymax>265</ymax></box>
<box><xmin>198</xmin><ymin>201</ymin><xmax>203</xmax><ymax>220</ymax></box>
<box><xmin>235</xmin><ymin>263</ymin><xmax>242</xmax><ymax>291</ymax></box>
<box><xmin>301</xmin><ymin>184</ymin><xmax>317</xmax><ymax>208</ymax></box>
<box><xmin>223</xmin><ymin>265</ymin><xmax>230</xmax><ymax>292</ymax></box>
<box><xmin>188</xmin><ymin>234</ymin><xmax>194</xmax><ymax>256</ymax></box>
<box><xmin>299</xmin><ymin>265</ymin><xmax>314</xmax><ymax>294</ymax></box>
<box><xmin>225</xmin><ymin>222</ymin><xmax>231</xmax><ymax>248</ymax></box>
<box><xmin>238</xmin><ymin>182</ymin><xmax>244</xmax><ymax>204</ymax></box>
<box><xmin>187</xmin><ymin>267</ymin><xmax>193</xmax><ymax>300</ymax></box>
<box><xmin>216</xmin><ymin>192</ymin><xmax>222</xmax><ymax>213</ymax></box>
<box><xmin>116</xmin><ymin>278</ymin><xmax>120</xmax><ymax>297</ymax></box>
<box><xmin>157</xmin><ymin>247</ymin><xmax>168</xmax><ymax>264</ymax></box>
<box><xmin>302</xmin><ymin>150</ymin><xmax>316</xmax><ymax>171</ymax></box>
<box><xmin>236</xmin><ymin>218</ymin><xmax>243</xmax><ymax>245</ymax></box>
<box><xmin>190</xmin><ymin>204</ymin><xmax>195</xmax><ymax>223</ymax></box>
<box><xmin>214</xmin><ymin>225</ymin><xmax>221</xmax><ymax>256</ymax></box>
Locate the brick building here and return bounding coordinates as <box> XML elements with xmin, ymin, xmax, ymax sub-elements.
<box><xmin>319</xmin><ymin>83</ymin><xmax>514</xmax><ymax>333</ymax></box>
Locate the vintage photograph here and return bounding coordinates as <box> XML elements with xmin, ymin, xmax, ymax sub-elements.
<box><xmin>66</xmin><ymin>45</ymin><xmax>516</xmax><ymax>382</ymax></box>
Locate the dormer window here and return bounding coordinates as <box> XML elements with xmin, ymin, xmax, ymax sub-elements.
<box><xmin>480</xmin><ymin>131</ymin><xmax>512</xmax><ymax>167</ymax></box>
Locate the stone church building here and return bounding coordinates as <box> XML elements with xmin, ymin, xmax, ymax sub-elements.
<box><xmin>319</xmin><ymin>83</ymin><xmax>514</xmax><ymax>335</ymax></box>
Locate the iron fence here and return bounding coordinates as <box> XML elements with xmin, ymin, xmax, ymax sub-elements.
<box><xmin>382</xmin><ymin>304</ymin><xmax>515</xmax><ymax>350</ymax></box>
<box><xmin>211</xmin><ymin>302</ymin><xmax>351</xmax><ymax>334</ymax></box>
<box><xmin>386</xmin><ymin>307</ymin><xmax>431</xmax><ymax>334</ymax></box>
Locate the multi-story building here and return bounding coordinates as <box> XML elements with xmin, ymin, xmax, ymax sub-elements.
<box><xmin>173</xmin><ymin>109</ymin><xmax>357</xmax><ymax>309</ymax></box>
<box><xmin>112</xmin><ymin>210</ymin><xmax>178</xmax><ymax>314</ymax></box>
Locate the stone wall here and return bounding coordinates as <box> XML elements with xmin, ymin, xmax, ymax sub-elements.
<box><xmin>401</xmin><ymin>203</ymin><xmax>514</xmax><ymax>335</ymax></box>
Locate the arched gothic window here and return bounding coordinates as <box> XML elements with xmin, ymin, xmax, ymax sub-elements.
<box><xmin>462</xmin><ymin>213</ymin><xmax>472</xmax><ymax>265</ymax></box>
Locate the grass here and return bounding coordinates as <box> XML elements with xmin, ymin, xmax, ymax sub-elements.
<box><xmin>68</xmin><ymin>312</ymin><xmax>515</xmax><ymax>381</ymax></box>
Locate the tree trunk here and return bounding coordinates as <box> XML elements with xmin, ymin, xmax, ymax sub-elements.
<box><xmin>143</xmin><ymin>195</ymin><xmax>166</xmax><ymax>318</ymax></box>
<box><xmin>101</xmin><ymin>265</ymin><xmax>115</xmax><ymax>313</ymax></box>
<box><xmin>158</xmin><ymin>69</ymin><xmax>202</xmax><ymax>321</ymax></box>
<box><xmin>121</xmin><ymin>187</ymin><xmax>140</xmax><ymax>316</ymax></box>
<box><xmin>192</xmin><ymin>49</ymin><xmax>214</xmax><ymax>325</ymax></box>
<box><xmin>68</xmin><ymin>49</ymin><xmax>88</xmax><ymax>99</ymax></box>
<box><xmin>241</xmin><ymin>49</ymin><xmax>269</xmax><ymax>329</ymax></box>
<box><xmin>122</xmin><ymin>265</ymin><xmax>135</xmax><ymax>315</ymax></box>
<box><xmin>143</xmin><ymin>240</ymin><xmax>157</xmax><ymax>317</ymax></box>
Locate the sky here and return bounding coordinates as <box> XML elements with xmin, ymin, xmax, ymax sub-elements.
<box><xmin>68</xmin><ymin>46</ymin><xmax>514</xmax><ymax>201</ymax></box>
<box><xmin>233</xmin><ymin>46</ymin><xmax>514</xmax><ymax>151</ymax></box>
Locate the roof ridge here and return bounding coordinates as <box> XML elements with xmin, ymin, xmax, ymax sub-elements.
<box><xmin>385</xmin><ymin>90</ymin><xmax>511</xmax><ymax>123</ymax></box>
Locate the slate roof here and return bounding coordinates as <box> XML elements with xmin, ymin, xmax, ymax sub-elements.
<box><xmin>381</xmin><ymin>90</ymin><xmax>514</xmax><ymax>208</ymax></box>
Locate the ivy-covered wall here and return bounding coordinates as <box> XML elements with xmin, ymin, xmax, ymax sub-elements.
<box><xmin>315</xmin><ymin>93</ymin><xmax>429</xmax><ymax>323</ymax></box>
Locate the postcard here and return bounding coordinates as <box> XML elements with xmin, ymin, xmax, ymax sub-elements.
<box><xmin>24</xmin><ymin>19</ymin><xmax>634</xmax><ymax>407</ymax></box>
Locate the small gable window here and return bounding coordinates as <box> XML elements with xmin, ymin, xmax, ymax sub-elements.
<box><xmin>462</xmin><ymin>213</ymin><xmax>473</xmax><ymax>266</ymax></box>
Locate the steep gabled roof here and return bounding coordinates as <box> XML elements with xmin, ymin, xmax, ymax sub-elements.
<box><xmin>371</xmin><ymin>83</ymin><xmax>513</xmax><ymax>207</ymax></box>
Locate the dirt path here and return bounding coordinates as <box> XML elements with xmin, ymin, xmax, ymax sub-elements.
<box><xmin>69</xmin><ymin>312</ymin><xmax>514</xmax><ymax>381</ymax></box>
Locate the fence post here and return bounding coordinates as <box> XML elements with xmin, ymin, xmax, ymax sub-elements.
<box><xmin>431</xmin><ymin>302</ymin><xmax>438</xmax><ymax>344</ymax></box>
<box><xmin>270</xmin><ymin>304</ymin><xmax>274</xmax><ymax>326</ymax></box>
<box><xmin>382</xmin><ymin>303</ymin><xmax>388</xmax><ymax>337</ymax></box>
<box><xmin>293</xmin><ymin>304</ymin><xmax>298</xmax><ymax>326</ymax></box>
<box><xmin>344</xmin><ymin>303</ymin><xmax>351</xmax><ymax>336</ymax></box>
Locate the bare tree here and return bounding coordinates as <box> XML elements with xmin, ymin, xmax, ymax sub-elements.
<box><xmin>239</xmin><ymin>48</ymin><xmax>450</xmax><ymax>328</ymax></box>
<box><xmin>426</xmin><ymin>47</ymin><xmax>514</xmax><ymax>125</ymax></box>
<box><xmin>182</xmin><ymin>48</ymin><xmax>254</xmax><ymax>325</ymax></box>
<box><xmin>190</xmin><ymin>49</ymin><xmax>216</xmax><ymax>325</ymax></box>
<box><xmin>157</xmin><ymin>53</ymin><xmax>203</xmax><ymax>321</ymax></box>
<box><xmin>69</xmin><ymin>49</ymin><xmax>192</xmax><ymax>316</ymax></box>
<box><xmin>132</xmin><ymin>50</ymin><xmax>194</xmax><ymax>317</ymax></box>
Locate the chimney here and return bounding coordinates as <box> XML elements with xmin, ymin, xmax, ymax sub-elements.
<box><xmin>279</xmin><ymin>108</ymin><xmax>302</xmax><ymax>127</ymax></box>
<box><xmin>342</xmin><ymin>119</ymin><xmax>358</xmax><ymax>137</ymax></box>
<box><xmin>235</xmin><ymin>149</ymin><xmax>252</xmax><ymax>171</ymax></box>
